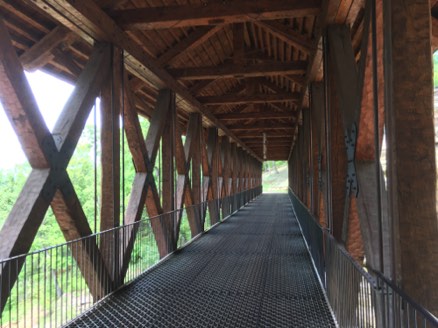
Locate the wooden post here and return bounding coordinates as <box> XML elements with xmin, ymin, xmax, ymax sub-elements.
<box><xmin>384</xmin><ymin>0</ymin><xmax>438</xmax><ymax>314</ymax></box>
<box><xmin>326</xmin><ymin>49</ymin><xmax>347</xmax><ymax>243</ymax></box>
<box><xmin>191</xmin><ymin>114</ymin><xmax>202</xmax><ymax>226</ymax></box>
<box><xmin>100</xmin><ymin>45</ymin><xmax>122</xmax><ymax>281</ymax></box>
<box><xmin>161</xmin><ymin>89</ymin><xmax>176</xmax><ymax>254</ymax></box>
<box><xmin>310</xmin><ymin>83</ymin><xmax>324</xmax><ymax>219</ymax></box>
<box><xmin>206</xmin><ymin>128</ymin><xmax>220</xmax><ymax>224</ymax></box>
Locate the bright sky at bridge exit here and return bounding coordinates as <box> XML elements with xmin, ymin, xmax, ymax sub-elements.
<box><xmin>0</xmin><ymin>70</ymin><xmax>75</xmax><ymax>169</ymax></box>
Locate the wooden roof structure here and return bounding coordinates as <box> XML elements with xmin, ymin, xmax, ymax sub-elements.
<box><xmin>0</xmin><ymin>0</ymin><xmax>372</xmax><ymax>161</ymax></box>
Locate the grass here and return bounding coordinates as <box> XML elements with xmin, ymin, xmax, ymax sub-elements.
<box><xmin>262</xmin><ymin>163</ymin><xmax>288</xmax><ymax>193</ymax></box>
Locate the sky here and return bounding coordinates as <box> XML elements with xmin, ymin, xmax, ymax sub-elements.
<box><xmin>0</xmin><ymin>70</ymin><xmax>75</xmax><ymax>169</ymax></box>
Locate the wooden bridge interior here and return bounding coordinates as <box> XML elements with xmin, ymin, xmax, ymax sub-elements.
<box><xmin>1</xmin><ymin>0</ymin><xmax>438</xmax><ymax>326</ymax></box>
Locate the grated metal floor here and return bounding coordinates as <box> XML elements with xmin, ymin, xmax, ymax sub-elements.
<box><xmin>67</xmin><ymin>194</ymin><xmax>336</xmax><ymax>327</ymax></box>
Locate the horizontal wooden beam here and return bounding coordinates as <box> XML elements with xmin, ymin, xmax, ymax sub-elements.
<box><xmin>263</xmin><ymin>156</ymin><xmax>289</xmax><ymax>160</ymax></box>
<box><xmin>251</xmin><ymin>144</ymin><xmax>291</xmax><ymax>148</ymax></box>
<box><xmin>169</xmin><ymin>62</ymin><xmax>307</xmax><ymax>80</ymax></box>
<box><xmin>228</xmin><ymin>122</ymin><xmax>293</xmax><ymax>131</ymax></box>
<box><xmin>216</xmin><ymin>111</ymin><xmax>294</xmax><ymax>120</ymax></box>
<box><xmin>112</xmin><ymin>0</ymin><xmax>322</xmax><ymax>30</ymax></box>
<box><xmin>200</xmin><ymin>93</ymin><xmax>300</xmax><ymax>105</ymax></box>
<box><xmin>249</xmin><ymin>144</ymin><xmax>292</xmax><ymax>149</ymax></box>
<box><xmin>245</xmin><ymin>139</ymin><xmax>292</xmax><ymax>144</ymax></box>
<box><xmin>239</xmin><ymin>133</ymin><xmax>292</xmax><ymax>138</ymax></box>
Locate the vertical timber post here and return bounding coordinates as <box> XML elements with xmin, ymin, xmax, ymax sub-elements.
<box><xmin>100</xmin><ymin>45</ymin><xmax>122</xmax><ymax>284</ymax></box>
<box><xmin>161</xmin><ymin>89</ymin><xmax>177</xmax><ymax>255</ymax></box>
<box><xmin>207</xmin><ymin>128</ymin><xmax>220</xmax><ymax>224</ymax></box>
<box><xmin>384</xmin><ymin>0</ymin><xmax>438</xmax><ymax>314</ymax></box>
<box><xmin>326</xmin><ymin>43</ymin><xmax>347</xmax><ymax>242</ymax></box>
<box><xmin>191</xmin><ymin>113</ymin><xmax>202</xmax><ymax>228</ymax></box>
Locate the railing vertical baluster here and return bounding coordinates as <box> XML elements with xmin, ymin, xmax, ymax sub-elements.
<box><xmin>0</xmin><ymin>189</ymin><xmax>265</xmax><ymax>326</ymax></box>
<box><xmin>8</xmin><ymin>257</ymin><xmax>12</xmax><ymax>326</ymax></box>
<box><xmin>289</xmin><ymin>188</ymin><xmax>438</xmax><ymax>328</ymax></box>
<box><xmin>23</xmin><ymin>258</ymin><xmax>27</xmax><ymax>328</ymax></box>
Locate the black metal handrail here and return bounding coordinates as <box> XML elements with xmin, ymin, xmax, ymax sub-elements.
<box><xmin>0</xmin><ymin>187</ymin><xmax>262</xmax><ymax>327</ymax></box>
<box><xmin>289</xmin><ymin>188</ymin><xmax>438</xmax><ymax>328</ymax></box>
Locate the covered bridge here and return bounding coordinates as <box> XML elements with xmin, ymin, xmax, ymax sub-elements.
<box><xmin>0</xmin><ymin>0</ymin><xmax>438</xmax><ymax>326</ymax></box>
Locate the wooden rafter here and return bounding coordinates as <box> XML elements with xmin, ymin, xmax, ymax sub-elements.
<box><xmin>19</xmin><ymin>25</ymin><xmax>72</xmax><ymax>71</ymax></box>
<box><xmin>260</xmin><ymin>78</ymin><xmax>292</xmax><ymax>94</ymax></box>
<box><xmin>284</xmin><ymin>74</ymin><xmax>305</xmax><ymax>86</ymax></box>
<box><xmin>157</xmin><ymin>25</ymin><xmax>224</xmax><ymax>67</ymax></box>
<box><xmin>253</xmin><ymin>20</ymin><xmax>314</xmax><ymax>54</ymax></box>
<box><xmin>169</xmin><ymin>61</ymin><xmax>307</xmax><ymax>80</ymax></box>
<box><xmin>233</xmin><ymin>23</ymin><xmax>245</xmax><ymax>65</ymax></box>
<box><xmin>112</xmin><ymin>0</ymin><xmax>322</xmax><ymax>30</ymax></box>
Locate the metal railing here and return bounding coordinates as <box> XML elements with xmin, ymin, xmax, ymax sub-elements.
<box><xmin>289</xmin><ymin>188</ymin><xmax>438</xmax><ymax>328</ymax></box>
<box><xmin>0</xmin><ymin>187</ymin><xmax>262</xmax><ymax>327</ymax></box>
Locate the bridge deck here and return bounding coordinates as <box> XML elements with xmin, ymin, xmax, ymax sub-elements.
<box><xmin>68</xmin><ymin>194</ymin><xmax>336</xmax><ymax>327</ymax></box>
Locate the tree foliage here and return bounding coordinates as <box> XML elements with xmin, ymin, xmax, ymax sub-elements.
<box><xmin>0</xmin><ymin>116</ymin><xmax>191</xmax><ymax>253</ymax></box>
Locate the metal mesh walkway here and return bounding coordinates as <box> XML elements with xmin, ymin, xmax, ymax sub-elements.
<box><xmin>67</xmin><ymin>194</ymin><xmax>336</xmax><ymax>327</ymax></box>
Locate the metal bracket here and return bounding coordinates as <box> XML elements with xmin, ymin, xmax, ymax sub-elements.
<box><xmin>344</xmin><ymin>123</ymin><xmax>359</xmax><ymax>197</ymax></box>
<box><xmin>317</xmin><ymin>153</ymin><xmax>323</xmax><ymax>188</ymax></box>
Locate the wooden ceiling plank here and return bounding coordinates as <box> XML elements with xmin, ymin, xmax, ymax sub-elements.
<box><xmin>254</xmin><ymin>20</ymin><xmax>314</xmax><ymax>54</ymax></box>
<box><xmin>113</xmin><ymin>0</ymin><xmax>322</xmax><ymax>30</ymax></box>
<box><xmin>157</xmin><ymin>25</ymin><xmax>224</xmax><ymax>66</ymax></box>
<box><xmin>233</xmin><ymin>23</ymin><xmax>245</xmax><ymax>65</ymax></box>
<box><xmin>259</xmin><ymin>77</ymin><xmax>291</xmax><ymax>94</ymax></box>
<box><xmin>200</xmin><ymin>92</ymin><xmax>300</xmax><ymax>105</ymax></box>
<box><xmin>284</xmin><ymin>74</ymin><xmax>305</xmax><ymax>86</ymax></box>
<box><xmin>188</xmin><ymin>79</ymin><xmax>217</xmax><ymax>95</ymax></box>
<box><xmin>169</xmin><ymin>61</ymin><xmax>307</xmax><ymax>80</ymax></box>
